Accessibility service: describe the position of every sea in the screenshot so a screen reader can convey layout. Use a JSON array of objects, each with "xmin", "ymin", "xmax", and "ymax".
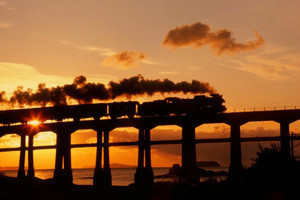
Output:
[{"xmin": 2, "ymin": 167, "xmax": 228, "ymax": 186}]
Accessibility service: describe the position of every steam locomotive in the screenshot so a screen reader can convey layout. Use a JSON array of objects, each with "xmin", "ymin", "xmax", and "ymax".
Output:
[
  {"xmin": 0, "ymin": 94, "xmax": 226, "ymax": 125},
  {"xmin": 138, "ymin": 94, "xmax": 226, "ymax": 117}
]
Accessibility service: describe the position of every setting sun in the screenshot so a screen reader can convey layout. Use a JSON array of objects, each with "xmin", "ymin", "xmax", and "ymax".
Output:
[{"xmin": 28, "ymin": 120, "xmax": 40, "ymax": 126}]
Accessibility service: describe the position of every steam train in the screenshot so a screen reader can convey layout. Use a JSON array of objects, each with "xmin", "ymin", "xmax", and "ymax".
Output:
[{"xmin": 0, "ymin": 94, "xmax": 226, "ymax": 125}]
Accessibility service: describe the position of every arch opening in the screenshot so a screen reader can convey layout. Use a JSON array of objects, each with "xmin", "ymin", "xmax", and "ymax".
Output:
[
  {"xmin": 32, "ymin": 131, "xmax": 56, "ymax": 180},
  {"xmin": 196, "ymin": 123, "xmax": 230, "ymax": 139},
  {"xmin": 151, "ymin": 125, "xmax": 182, "ymax": 141},
  {"xmin": 241, "ymin": 121, "xmax": 280, "ymax": 168},
  {"xmin": 151, "ymin": 125, "xmax": 182, "ymax": 180},
  {"xmin": 109, "ymin": 127, "xmax": 139, "ymax": 186},
  {"xmin": 195, "ymin": 123, "xmax": 230, "ymax": 174},
  {"xmin": 0, "ymin": 133, "xmax": 21, "ymax": 178},
  {"xmin": 290, "ymin": 120, "xmax": 300, "ymax": 159},
  {"xmin": 71, "ymin": 129, "xmax": 97, "ymax": 185},
  {"xmin": 110, "ymin": 127, "xmax": 139, "ymax": 143}
]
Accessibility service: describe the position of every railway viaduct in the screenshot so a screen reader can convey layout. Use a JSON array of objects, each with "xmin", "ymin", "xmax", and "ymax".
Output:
[{"xmin": 1, "ymin": 109, "xmax": 300, "ymax": 186}]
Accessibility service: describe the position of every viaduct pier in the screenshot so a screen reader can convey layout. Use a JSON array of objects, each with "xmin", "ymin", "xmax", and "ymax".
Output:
[{"xmin": 1, "ymin": 108, "xmax": 300, "ymax": 186}]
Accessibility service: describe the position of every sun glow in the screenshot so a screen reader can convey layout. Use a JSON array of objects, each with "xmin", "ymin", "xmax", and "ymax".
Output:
[{"xmin": 28, "ymin": 120, "xmax": 40, "ymax": 126}]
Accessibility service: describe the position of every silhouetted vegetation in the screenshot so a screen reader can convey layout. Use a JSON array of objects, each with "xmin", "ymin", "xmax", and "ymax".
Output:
[{"xmin": 239, "ymin": 144, "xmax": 300, "ymax": 199}]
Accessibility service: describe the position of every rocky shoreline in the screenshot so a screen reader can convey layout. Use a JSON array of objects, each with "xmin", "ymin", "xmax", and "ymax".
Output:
[{"xmin": 155, "ymin": 163, "xmax": 227, "ymax": 179}]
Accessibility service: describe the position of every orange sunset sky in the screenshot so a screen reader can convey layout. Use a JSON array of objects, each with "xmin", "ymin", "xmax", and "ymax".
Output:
[{"xmin": 1, "ymin": 0, "xmax": 300, "ymax": 170}]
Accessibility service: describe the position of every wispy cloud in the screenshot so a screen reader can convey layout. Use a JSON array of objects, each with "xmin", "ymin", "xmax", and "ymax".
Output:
[
  {"xmin": 158, "ymin": 71, "xmax": 178, "ymax": 75},
  {"xmin": 0, "ymin": 134, "xmax": 20, "ymax": 148},
  {"xmin": 0, "ymin": 62, "xmax": 116, "ymax": 95},
  {"xmin": 0, "ymin": 1, "xmax": 6, "ymax": 6},
  {"xmin": 0, "ymin": 1, "xmax": 13, "ymax": 27},
  {"xmin": 188, "ymin": 65, "xmax": 204, "ymax": 71},
  {"xmin": 0, "ymin": 62, "xmax": 72, "ymax": 93},
  {"xmin": 140, "ymin": 59, "xmax": 165, "ymax": 66},
  {"xmin": 0, "ymin": 21, "xmax": 13, "ymax": 29},
  {"xmin": 228, "ymin": 45, "xmax": 300, "ymax": 80},
  {"xmin": 0, "ymin": 0, "xmax": 14, "ymax": 10},
  {"xmin": 58, "ymin": 40, "xmax": 164, "ymax": 68},
  {"xmin": 163, "ymin": 21, "xmax": 265, "ymax": 56},
  {"xmin": 230, "ymin": 60, "xmax": 289, "ymax": 80},
  {"xmin": 58, "ymin": 40, "xmax": 115, "ymax": 56}
]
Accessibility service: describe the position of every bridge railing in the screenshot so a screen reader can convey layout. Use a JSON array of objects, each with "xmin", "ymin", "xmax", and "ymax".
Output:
[{"xmin": 226, "ymin": 105, "xmax": 300, "ymax": 113}]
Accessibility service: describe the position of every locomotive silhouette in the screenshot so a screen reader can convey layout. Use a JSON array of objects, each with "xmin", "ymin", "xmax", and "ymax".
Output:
[{"xmin": 0, "ymin": 94, "xmax": 226, "ymax": 125}]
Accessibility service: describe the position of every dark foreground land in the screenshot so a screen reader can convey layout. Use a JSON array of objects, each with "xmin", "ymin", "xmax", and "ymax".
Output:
[
  {"xmin": 1, "ymin": 146, "xmax": 300, "ymax": 200},
  {"xmin": 0, "ymin": 175, "xmax": 299, "ymax": 200}
]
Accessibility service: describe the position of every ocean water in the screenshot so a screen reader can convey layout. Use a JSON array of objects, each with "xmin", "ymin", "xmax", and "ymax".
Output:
[{"xmin": 2, "ymin": 167, "xmax": 228, "ymax": 186}]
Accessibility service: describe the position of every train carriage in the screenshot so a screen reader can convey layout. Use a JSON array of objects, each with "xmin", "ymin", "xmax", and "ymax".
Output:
[
  {"xmin": 0, "ymin": 94, "xmax": 226, "ymax": 125},
  {"xmin": 138, "ymin": 100, "xmax": 170, "ymax": 117},
  {"xmin": 108, "ymin": 101, "xmax": 139, "ymax": 119}
]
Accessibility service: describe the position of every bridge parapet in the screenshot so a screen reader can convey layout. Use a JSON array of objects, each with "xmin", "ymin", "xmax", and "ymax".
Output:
[{"xmin": 227, "ymin": 106, "xmax": 299, "ymax": 113}]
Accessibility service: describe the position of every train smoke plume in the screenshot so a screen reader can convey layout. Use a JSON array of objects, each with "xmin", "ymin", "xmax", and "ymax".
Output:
[
  {"xmin": 108, "ymin": 75, "xmax": 215, "ymax": 98},
  {"xmin": 1, "ymin": 75, "xmax": 215, "ymax": 108},
  {"xmin": 63, "ymin": 75, "xmax": 109, "ymax": 103},
  {"xmin": 9, "ymin": 85, "xmax": 67, "ymax": 107},
  {"xmin": 162, "ymin": 22, "xmax": 265, "ymax": 55},
  {"xmin": 0, "ymin": 91, "xmax": 6, "ymax": 103}
]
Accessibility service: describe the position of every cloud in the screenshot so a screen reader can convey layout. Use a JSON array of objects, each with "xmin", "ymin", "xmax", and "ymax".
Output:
[
  {"xmin": 140, "ymin": 59, "xmax": 165, "ymax": 66},
  {"xmin": 0, "ymin": 62, "xmax": 113, "ymax": 106},
  {"xmin": 58, "ymin": 40, "xmax": 165, "ymax": 68},
  {"xmin": 0, "ymin": 134, "xmax": 20, "ymax": 148},
  {"xmin": 0, "ymin": 62, "xmax": 72, "ymax": 93},
  {"xmin": 162, "ymin": 22, "xmax": 265, "ymax": 55},
  {"xmin": 0, "ymin": 1, "xmax": 6, "ymax": 6},
  {"xmin": 0, "ymin": 1, "xmax": 14, "ymax": 11},
  {"xmin": 58, "ymin": 40, "xmax": 115, "ymax": 56},
  {"xmin": 227, "ymin": 45, "xmax": 300, "ymax": 80},
  {"xmin": 188, "ymin": 66, "xmax": 204, "ymax": 71},
  {"xmin": 0, "ymin": 21, "xmax": 13, "ymax": 29},
  {"xmin": 59, "ymin": 40, "xmax": 165, "ymax": 68},
  {"xmin": 158, "ymin": 71, "xmax": 178, "ymax": 75},
  {"xmin": 230, "ymin": 61, "xmax": 288, "ymax": 80},
  {"xmin": 101, "ymin": 50, "xmax": 146, "ymax": 68}
]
